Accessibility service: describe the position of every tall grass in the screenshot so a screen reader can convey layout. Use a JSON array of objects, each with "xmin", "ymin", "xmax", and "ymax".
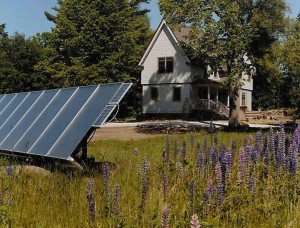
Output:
[{"xmin": 0, "ymin": 126, "xmax": 299, "ymax": 227}]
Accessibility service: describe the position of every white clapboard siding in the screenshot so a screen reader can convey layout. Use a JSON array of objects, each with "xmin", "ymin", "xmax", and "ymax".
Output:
[
  {"xmin": 141, "ymin": 25, "xmax": 192, "ymax": 85},
  {"xmin": 143, "ymin": 84, "xmax": 191, "ymax": 114}
]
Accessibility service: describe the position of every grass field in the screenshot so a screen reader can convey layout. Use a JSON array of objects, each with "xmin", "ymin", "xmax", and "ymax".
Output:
[{"xmin": 0, "ymin": 125, "xmax": 300, "ymax": 227}]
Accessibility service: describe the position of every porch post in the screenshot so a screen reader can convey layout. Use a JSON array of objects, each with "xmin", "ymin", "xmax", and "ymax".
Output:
[
  {"xmin": 227, "ymin": 91, "xmax": 230, "ymax": 107},
  {"xmin": 207, "ymin": 86, "xmax": 210, "ymax": 109}
]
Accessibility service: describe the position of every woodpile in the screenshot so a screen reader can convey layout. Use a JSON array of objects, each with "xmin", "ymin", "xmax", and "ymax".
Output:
[{"xmin": 136, "ymin": 122, "xmax": 204, "ymax": 134}]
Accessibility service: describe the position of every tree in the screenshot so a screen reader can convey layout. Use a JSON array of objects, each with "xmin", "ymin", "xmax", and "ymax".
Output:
[
  {"xmin": 37, "ymin": 0, "xmax": 151, "ymax": 86},
  {"xmin": 281, "ymin": 17, "xmax": 300, "ymax": 114},
  {"xmin": 159, "ymin": 0, "xmax": 288, "ymax": 125},
  {"xmin": 0, "ymin": 24, "xmax": 48, "ymax": 94}
]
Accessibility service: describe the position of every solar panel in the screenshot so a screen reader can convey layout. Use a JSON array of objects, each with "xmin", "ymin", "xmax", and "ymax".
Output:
[{"xmin": 0, "ymin": 83, "xmax": 132, "ymax": 163}]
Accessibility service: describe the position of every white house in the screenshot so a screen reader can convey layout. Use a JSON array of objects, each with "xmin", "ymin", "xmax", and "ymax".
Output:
[{"xmin": 139, "ymin": 20, "xmax": 253, "ymax": 119}]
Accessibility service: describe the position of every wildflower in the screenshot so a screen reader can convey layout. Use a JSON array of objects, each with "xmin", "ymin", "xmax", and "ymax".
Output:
[
  {"xmin": 113, "ymin": 184, "xmax": 120, "ymax": 216},
  {"xmin": 162, "ymin": 171, "xmax": 168, "ymax": 202},
  {"xmin": 197, "ymin": 149, "xmax": 204, "ymax": 170},
  {"xmin": 6, "ymin": 166, "xmax": 13, "ymax": 178},
  {"xmin": 190, "ymin": 214, "xmax": 200, "ymax": 228},
  {"xmin": 165, "ymin": 134, "xmax": 170, "ymax": 162},
  {"xmin": 103, "ymin": 162, "xmax": 110, "ymax": 210},
  {"xmin": 239, "ymin": 147, "xmax": 246, "ymax": 181},
  {"xmin": 174, "ymin": 137, "xmax": 178, "ymax": 160},
  {"xmin": 88, "ymin": 192, "xmax": 96, "ymax": 222},
  {"xmin": 189, "ymin": 181, "xmax": 196, "ymax": 209},
  {"xmin": 231, "ymin": 138, "xmax": 236, "ymax": 153},
  {"xmin": 180, "ymin": 139, "xmax": 187, "ymax": 161},
  {"xmin": 161, "ymin": 205, "xmax": 171, "ymax": 228},
  {"xmin": 141, "ymin": 157, "xmax": 150, "ymax": 211},
  {"xmin": 190, "ymin": 132, "xmax": 194, "ymax": 149},
  {"xmin": 263, "ymin": 146, "xmax": 270, "ymax": 166},
  {"xmin": 249, "ymin": 173, "xmax": 256, "ymax": 193}
]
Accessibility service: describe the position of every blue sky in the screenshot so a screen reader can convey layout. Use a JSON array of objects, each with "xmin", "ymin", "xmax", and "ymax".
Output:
[{"xmin": 0, "ymin": 0, "xmax": 299, "ymax": 37}]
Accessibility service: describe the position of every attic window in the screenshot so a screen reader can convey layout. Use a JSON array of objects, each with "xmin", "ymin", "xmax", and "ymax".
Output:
[{"xmin": 158, "ymin": 57, "xmax": 173, "ymax": 73}]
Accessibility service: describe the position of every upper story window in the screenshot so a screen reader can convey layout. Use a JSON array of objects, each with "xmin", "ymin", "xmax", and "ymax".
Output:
[
  {"xmin": 158, "ymin": 57, "xmax": 173, "ymax": 73},
  {"xmin": 150, "ymin": 87, "xmax": 158, "ymax": 101}
]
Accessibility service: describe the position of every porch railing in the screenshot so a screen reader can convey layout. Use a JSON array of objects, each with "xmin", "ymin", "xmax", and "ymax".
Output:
[{"xmin": 194, "ymin": 99, "xmax": 229, "ymax": 117}]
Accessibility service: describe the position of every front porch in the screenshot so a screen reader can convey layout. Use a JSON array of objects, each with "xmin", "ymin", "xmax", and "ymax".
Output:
[{"xmin": 191, "ymin": 85, "xmax": 230, "ymax": 118}]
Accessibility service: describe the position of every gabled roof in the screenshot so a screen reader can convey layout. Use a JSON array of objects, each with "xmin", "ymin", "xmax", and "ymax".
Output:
[{"xmin": 138, "ymin": 20, "xmax": 190, "ymax": 66}]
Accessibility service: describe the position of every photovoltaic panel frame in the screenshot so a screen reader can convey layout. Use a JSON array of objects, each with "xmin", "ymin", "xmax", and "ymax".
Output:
[{"xmin": 0, "ymin": 82, "xmax": 132, "ymax": 165}]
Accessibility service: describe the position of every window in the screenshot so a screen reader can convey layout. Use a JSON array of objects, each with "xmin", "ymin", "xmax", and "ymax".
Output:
[
  {"xmin": 173, "ymin": 87, "xmax": 181, "ymax": 102},
  {"xmin": 158, "ymin": 57, "xmax": 173, "ymax": 73},
  {"xmin": 241, "ymin": 92, "xmax": 246, "ymax": 106},
  {"xmin": 198, "ymin": 87, "xmax": 208, "ymax": 99},
  {"xmin": 150, "ymin": 87, "xmax": 158, "ymax": 101}
]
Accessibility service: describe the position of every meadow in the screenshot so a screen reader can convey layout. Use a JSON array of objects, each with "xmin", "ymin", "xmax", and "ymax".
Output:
[{"xmin": 0, "ymin": 124, "xmax": 299, "ymax": 227}]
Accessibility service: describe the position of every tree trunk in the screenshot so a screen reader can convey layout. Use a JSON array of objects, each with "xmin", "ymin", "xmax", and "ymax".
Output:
[{"xmin": 228, "ymin": 92, "xmax": 240, "ymax": 127}]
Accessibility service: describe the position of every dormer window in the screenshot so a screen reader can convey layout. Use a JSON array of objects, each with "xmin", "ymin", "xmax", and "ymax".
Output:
[{"xmin": 158, "ymin": 57, "xmax": 173, "ymax": 73}]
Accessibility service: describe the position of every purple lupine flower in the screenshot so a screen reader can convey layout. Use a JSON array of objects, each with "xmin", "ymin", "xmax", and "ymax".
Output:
[
  {"xmin": 231, "ymin": 138, "xmax": 236, "ymax": 153},
  {"xmin": 190, "ymin": 214, "xmax": 200, "ymax": 228},
  {"xmin": 162, "ymin": 171, "xmax": 168, "ymax": 202},
  {"xmin": 141, "ymin": 158, "xmax": 150, "ymax": 211},
  {"xmin": 203, "ymin": 137, "xmax": 208, "ymax": 154},
  {"xmin": 6, "ymin": 166, "xmax": 13, "ymax": 178},
  {"xmin": 224, "ymin": 149, "xmax": 233, "ymax": 186},
  {"xmin": 239, "ymin": 147, "xmax": 246, "ymax": 181},
  {"xmin": 161, "ymin": 205, "xmax": 171, "ymax": 228},
  {"xmin": 215, "ymin": 161, "xmax": 222, "ymax": 185},
  {"xmin": 86, "ymin": 178, "xmax": 95, "ymax": 221},
  {"xmin": 244, "ymin": 145, "xmax": 252, "ymax": 164},
  {"xmin": 211, "ymin": 147, "xmax": 218, "ymax": 168},
  {"xmin": 278, "ymin": 124, "xmax": 286, "ymax": 167},
  {"xmin": 217, "ymin": 183, "xmax": 224, "ymax": 206},
  {"xmin": 251, "ymin": 147, "xmax": 258, "ymax": 165},
  {"xmin": 203, "ymin": 179, "xmax": 215, "ymax": 213},
  {"xmin": 209, "ymin": 120, "xmax": 215, "ymax": 134},
  {"xmin": 263, "ymin": 134, "xmax": 268, "ymax": 152},
  {"xmin": 103, "ymin": 162, "xmax": 110, "ymax": 210},
  {"xmin": 269, "ymin": 128, "xmax": 275, "ymax": 159},
  {"xmin": 88, "ymin": 192, "xmax": 96, "ymax": 222},
  {"xmin": 174, "ymin": 137, "xmax": 178, "ymax": 160},
  {"xmin": 113, "ymin": 184, "xmax": 120, "ymax": 216},
  {"xmin": 197, "ymin": 149, "xmax": 204, "ymax": 170},
  {"xmin": 263, "ymin": 146, "xmax": 270, "ymax": 166},
  {"xmin": 219, "ymin": 144, "xmax": 226, "ymax": 163},
  {"xmin": 190, "ymin": 132, "xmax": 195, "ymax": 149},
  {"xmin": 214, "ymin": 134, "xmax": 218, "ymax": 147},
  {"xmin": 86, "ymin": 178, "xmax": 93, "ymax": 199},
  {"xmin": 196, "ymin": 141, "xmax": 201, "ymax": 151},
  {"xmin": 255, "ymin": 131, "xmax": 262, "ymax": 160},
  {"xmin": 165, "ymin": 134, "xmax": 170, "ymax": 162},
  {"xmin": 180, "ymin": 139, "xmax": 187, "ymax": 161},
  {"xmin": 249, "ymin": 173, "xmax": 256, "ymax": 193},
  {"xmin": 189, "ymin": 181, "xmax": 196, "ymax": 209}
]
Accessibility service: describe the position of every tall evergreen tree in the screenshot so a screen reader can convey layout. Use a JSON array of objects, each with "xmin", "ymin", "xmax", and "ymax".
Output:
[
  {"xmin": 37, "ymin": 0, "xmax": 151, "ymax": 87},
  {"xmin": 0, "ymin": 24, "xmax": 47, "ymax": 94}
]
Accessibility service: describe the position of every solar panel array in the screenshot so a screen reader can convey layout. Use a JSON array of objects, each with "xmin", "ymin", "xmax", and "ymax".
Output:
[{"xmin": 0, "ymin": 83, "xmax": 131, "ymax": 161}]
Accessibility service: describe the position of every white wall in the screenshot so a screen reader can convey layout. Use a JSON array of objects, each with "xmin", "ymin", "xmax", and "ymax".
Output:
[
  {"xmin": 143, "ymin": 84, "xmax": 191, "ymax": 114},
  {"xmin": 239, "ymin": 89, "xmax": 252, "ymax": 111},
  {"xmin": 141, "ymin": 25, "xmax": 192, "ymax": 85}
]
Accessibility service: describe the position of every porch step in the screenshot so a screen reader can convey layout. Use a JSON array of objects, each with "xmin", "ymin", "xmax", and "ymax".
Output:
[{"xmin": 245, "ymin": 111, "xmax": 263, "ymax": 120}]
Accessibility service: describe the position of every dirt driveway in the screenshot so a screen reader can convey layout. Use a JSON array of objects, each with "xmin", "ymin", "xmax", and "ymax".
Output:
[{"xmin": 92, "ymin": 126, "xmax": 162, "ymax": 141}]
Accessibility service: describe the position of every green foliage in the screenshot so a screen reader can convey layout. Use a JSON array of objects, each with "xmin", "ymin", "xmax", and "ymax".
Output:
[
  {"xmin": 281, "ymin": 18, "xmax": 300, "ymax": 111},
  {"xmin": 0, "ymin": 24, "xmax": 52, "ymax": 94},
  {"xmin": 36, "ymin": 0, "xmax": 151, "ymax": 88},
  {"xmin": 1, "ymin": 129, "xmax": 300, "ymax": 226}
]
